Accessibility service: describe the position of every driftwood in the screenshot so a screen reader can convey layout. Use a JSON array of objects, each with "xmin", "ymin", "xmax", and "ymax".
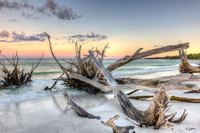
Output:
[
  {"xmin": 184, "ymin": 89, "xmax": 200, "ymax": 93},
  {"xmin": 117, "ymin": 89, "xmax": 187, "ymax": 129},
  {"xmin": 89, "ymin": 51, "xmax": 187, "ymax": 129},
  {"xmin": 168, "ymin": 109, "xmax": 187, "ymax": 124},
  {"xmin": 46, "ymin": 32, "xmax": 156, "ymax": 93},
  {"xmin": 70, "ymin": 73, "xmax": 160, "ymax": 93},
  {"xmin": 0, "ymin": 52, "xmax": 43, "ymax": 87},
  {"xmin": 129, "ymin": 95, "xmax": 200, "ymax": 103},
  {"xmin": 63, "ymin": 92, "xmax": 100, "ymax": 119},
  {"xmin": 179, "ymin": 49, "xmax": 200, "ymax": 73},
  {"xmin": 45, "ymin": 31, "xmax": 189, "ymax": 129},
  {"xmin": 116, "ymin": 73, "xmax": 200, "ymax": 90},
  {"xmin": 44, "ymin": 73, "xmax": 64, "ymax": 91},
  {"xmin": 171, "ymin": 96, "xmax": 200, "ymax": 103},
  {"xmin": 45, "ymin": 32, "xmax": 109, "ymax": 94},
  {"xmin": 107, "ymin": 42, "xmax": 189, "ymax": 71},
  {"xmin": 45, "ymin": 32, "xmax": 191, "ymax": 94},
  {"xmin": 102, "ymin": 115, "xmax": 135, "ymax": 133}
]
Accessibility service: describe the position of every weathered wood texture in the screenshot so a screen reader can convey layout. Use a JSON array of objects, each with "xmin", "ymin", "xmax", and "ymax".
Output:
[
  {"xmin": 45, "ymin": 32, "xmax": 109, "ymax": 94},
  {"xmin": 107, "ymin": 42, "xmax": 189, "ymax": 71},
  {"xmin": 116, "ymin": 73, "xmax": 200, "ymax": 90},
  {"xmin": 102, "ymin": 115, "xmax": 135, "ymax": 133},
  {"xmin": 70, "ymin": 73, "xmax": 159, "ymax": 92},
  {"xmin": 118, "ymin": 89, "xmax": 187, "ymax": 129},
  {"xmin": 179, "ymin": 49, "xmax": 200, "ymax": 73},
  {"xmin": 46, "ymin": 32, "xmax": 191, "ymax": 94},
  {"xmin": 63, "ymin": 92, "xmax": 100, "ymax": 119},
  {"xmin": 129, "ymin": 95, "xmax": 200, "ymax": 103},
  {"xmin": 89, "ymin": 51, "xmax": 187, "ymax": 129},
  {"xmin": 0, "ymin": 52, "xmax": 43, "ymax": 87}
]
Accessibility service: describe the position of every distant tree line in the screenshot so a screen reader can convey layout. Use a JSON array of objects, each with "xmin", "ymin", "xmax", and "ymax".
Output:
[{"xmin": 146, "ymin": 53, "xmax": 200, "ymax": 59}]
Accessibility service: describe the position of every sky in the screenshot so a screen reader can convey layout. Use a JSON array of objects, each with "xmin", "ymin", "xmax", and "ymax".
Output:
[{"xmin": 0, "ymin": 0, "xmax": 200, "ymax": 58}]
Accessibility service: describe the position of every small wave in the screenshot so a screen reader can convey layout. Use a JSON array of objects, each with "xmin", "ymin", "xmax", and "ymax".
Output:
[
  {"xmin": 33, "ymin": 71, "xmax": 62, "ymax": 75},
  {"xmin": 113, "ymin": 66, "xmax": 178, "ymax": 77}
]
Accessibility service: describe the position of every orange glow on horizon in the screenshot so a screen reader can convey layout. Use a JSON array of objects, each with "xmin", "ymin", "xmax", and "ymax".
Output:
[{"xmin": 1, "ymin": 39, "xmax": 199, "ymax": 59}]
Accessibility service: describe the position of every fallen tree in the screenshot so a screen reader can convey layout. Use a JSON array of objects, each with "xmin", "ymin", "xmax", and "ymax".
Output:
[
  {"xmin": 89, "ymin": 50, "xmax": 187, "ymax": 129},
  {"xmin": 179, "ymin": 49, "xmax": 200, "ymax": 73},
  {"xmin": 0, "ymin": 52, "xmax": 43, "ymax": 88},
  {"xmin": 45, "ymin": 32, "xmax": 191, "ymax": 94},
  {"xmin": 63, "ymin": 92, "xmax": 100, "ymax": 119},
  {"xmin": 107, "ymin": 42, "xmax": 189, "ymax": 71},
  {"xmin": 129, "ymin": 95, "xmax": 200, "ymax": 103},
  {"xmin": 45, "ymin": 32, "xmax": 189, "ymax": 130},
  {"xmin": 116, "ymin": 73, "xmax": 200, "ymax": 90},
  {"xmin": 45, "ymin": 32, "xmax": 109, "ymax": 94}
]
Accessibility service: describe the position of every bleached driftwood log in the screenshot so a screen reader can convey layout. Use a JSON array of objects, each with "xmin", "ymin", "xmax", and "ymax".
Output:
[
  {"xmin": 0, "ymin": 52, "xmax": 43, "ymax": 87},
  {"xmin": 116, "ymin": 73, "xmax": 200, "ymax": 90},
  {"xmin": 129, "ymin": 95, "xmax": 200, "ymax": 103},
  {"xmin": 185, "ymin": 89, "xmax": 200, "ymax": 93},
  {"xmin": 44, "ymin": 73, "xmax": 64, "ymax": 91},
  {"xmin": 107, "ymin": 42, "xmax": 189, "ymax": 71},
  {"xmin": 179, "ymin": 49, "xmax": 200, "ymax": 73},
  {"xmin": 89, "ymin": 50, "xmax": 187, "ymax": 129},
  {"xmin": 69, "ymin": 71, "xmax": 159, "ymax": 93},
  {"xmin": 64, "ymin": 92, "xmax": 100, "ymax": 119},
  {"xmin": 102, "ymin": 115, "xmax": 135, "ymax": 133}
]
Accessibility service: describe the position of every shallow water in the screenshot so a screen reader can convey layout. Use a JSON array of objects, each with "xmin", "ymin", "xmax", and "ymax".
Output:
[{"xmin": 0, "ymin": 59, "xmax": 199, "ymax": 107}]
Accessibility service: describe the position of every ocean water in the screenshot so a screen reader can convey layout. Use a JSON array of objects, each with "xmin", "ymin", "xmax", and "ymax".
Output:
[
  {"xmin": 0, "ymin": 59, "xmax": 199, "ymax": 107},
  {"xmin": 1, "ymin": 58, "xmax": 200, "ymax": 133}
]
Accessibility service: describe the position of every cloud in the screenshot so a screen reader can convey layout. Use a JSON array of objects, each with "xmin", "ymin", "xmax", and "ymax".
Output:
[
  {"xmin": 46, "ymin": 0, "xmax": 57, "ymax": 10},
  {"xmin": 7, "ymin": 19, "xmax": 18, "ymax": 22},
  {"xmin": 36, "ymin": 33, "xmax": 46, "ymax": 38},
  {"xmin": 0, "ymin": 30, "xmax": 10, "ymax": 37},
  {"xmin": 68, "ymin": 33, "xmax": 107, "ymax": 43},
  {"xmin": 0, "ymin": 0, "xmax": 80, "ymax": 20},
  {"xmin": 21, "ymin": 12, "xmax": 39, "ymax": 19},
  {"xmin": 0, "ymin": 30, "xmax": 46, "ymax": 42}
]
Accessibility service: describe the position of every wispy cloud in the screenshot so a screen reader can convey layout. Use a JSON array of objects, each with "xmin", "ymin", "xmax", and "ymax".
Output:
[
  {"xmin": 7, "ymin": 19, "xmax": 18, "ymax": 22},
  {"xmin": 21, "ymin": 12, "xmax": 39, "ymax": 19},
  {"xmin": 0, "ymin": 0, "xmax": 80, "ymax": 20},
  {"xmin": 0, "ymin": 31, "xmax": 46, "ymax": 42},
  {"xmin": 68, "ymin": 33, "xmax": 107, "ymax": 43}
]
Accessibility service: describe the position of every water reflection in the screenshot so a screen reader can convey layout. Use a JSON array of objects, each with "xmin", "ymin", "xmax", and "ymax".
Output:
[{"xmin": 0, "ymin": 89, "xmax": 107, "ymax": 133}]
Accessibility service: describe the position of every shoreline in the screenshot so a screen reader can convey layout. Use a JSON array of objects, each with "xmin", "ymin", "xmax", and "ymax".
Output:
[{"xmin": 0, "ymin": 81, "xmax": 200, "ymax": 133}]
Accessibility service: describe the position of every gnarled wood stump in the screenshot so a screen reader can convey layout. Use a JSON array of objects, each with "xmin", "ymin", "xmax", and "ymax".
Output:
[{"xmin": 179, "ymin": 49, "xmax": 200, "ymax": 73}]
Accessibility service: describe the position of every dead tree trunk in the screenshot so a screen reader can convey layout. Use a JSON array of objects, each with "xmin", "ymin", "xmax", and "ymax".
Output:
[
  {"xmin": 45, "ymin": 32, "xmax": 192, "ymax": 94},
  {"xmin": 116, "ymin": 73, "xmax": 200, "ymax": 90},
  {"xmin": 45, "ymin": 32, "xmax": 190, "ymax": 94},
  {"xmin": 129, "ymin": 95, "xmax": 200, "ymax": 103},
  {"xmin": 179, "ymin": 49, "xmax": 200, "ymax": 73},
  {"xmin": 63, "ymin": 92, "xmax": 100, "ymax": 119},
  {"xmin": 107, "ymin": 42, "xmax": 189, "ymax": 71},
  {"xmin": 89, "ymin": 51, "xmax": 187, "ymax": 129}
]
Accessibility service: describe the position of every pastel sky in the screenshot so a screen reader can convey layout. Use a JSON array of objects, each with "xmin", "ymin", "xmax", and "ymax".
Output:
[{"xmin": 0, "ymin": 0, "xmax": 200, "ymax": 58}]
